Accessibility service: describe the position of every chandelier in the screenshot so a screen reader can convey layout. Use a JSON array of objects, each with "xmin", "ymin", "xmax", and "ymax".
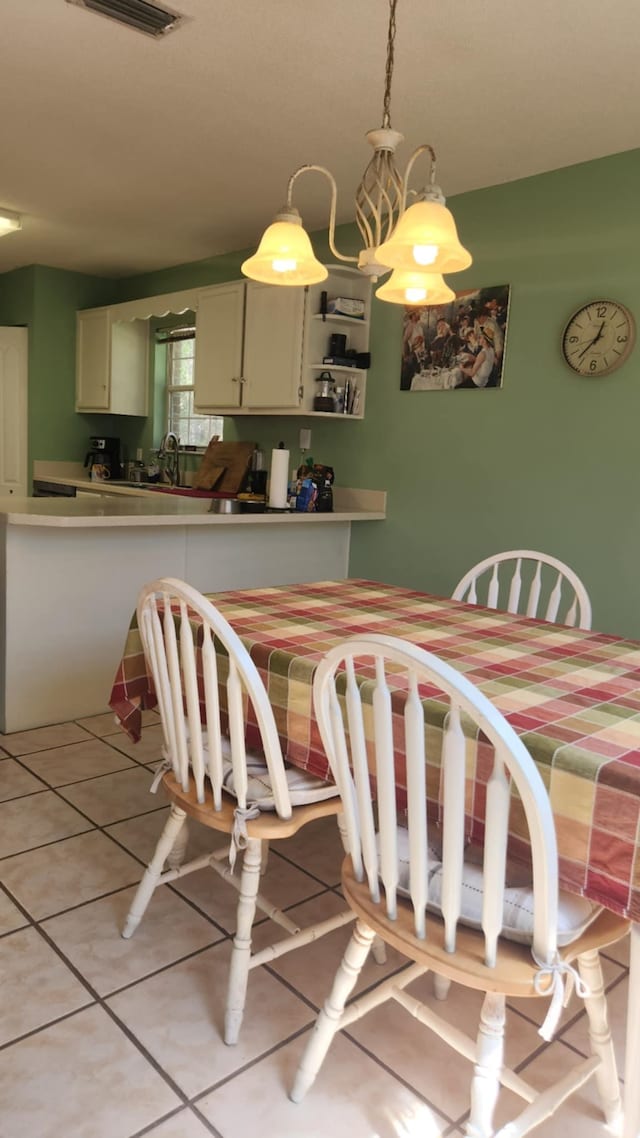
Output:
[{"xmin": 241, "ymin": 0, "xmax": 471, "ymax": 306}]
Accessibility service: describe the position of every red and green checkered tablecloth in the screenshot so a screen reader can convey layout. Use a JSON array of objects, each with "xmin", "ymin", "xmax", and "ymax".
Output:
[{"xmin": 109, "ymin": 578, "xmax": 640, "ymax": 921}]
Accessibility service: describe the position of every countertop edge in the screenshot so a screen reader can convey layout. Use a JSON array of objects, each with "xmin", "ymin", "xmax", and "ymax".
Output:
[{"xmin": 6, "ymin": 509, "xmax": 386, "ymax": 529}]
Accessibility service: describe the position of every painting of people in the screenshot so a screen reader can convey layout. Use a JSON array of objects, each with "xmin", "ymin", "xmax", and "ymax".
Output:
[{"xmin": 400, "ymin": 284, "xmax": 511, "ymax": 391}]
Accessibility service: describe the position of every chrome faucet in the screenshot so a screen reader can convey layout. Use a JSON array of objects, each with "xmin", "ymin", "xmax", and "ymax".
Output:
[{"xmin": 158, "ymin": 431, "xmax": 180, "ymax": 486}]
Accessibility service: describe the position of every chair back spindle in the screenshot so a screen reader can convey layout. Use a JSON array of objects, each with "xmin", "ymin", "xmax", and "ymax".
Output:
[
  {"xmin": 452, "ymin": 550, "xmax": 592, "ymax": 630},
  {"xmin": 136, "ymin": 578, "xmax": 293, "ymax": 818},
  {"xmin": 313, "ymin": 634, "xmax": 560, "ymax": 967}
]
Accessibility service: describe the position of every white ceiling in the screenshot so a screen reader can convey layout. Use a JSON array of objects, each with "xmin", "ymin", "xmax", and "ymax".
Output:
[{"xmin": 1, "ymin": 0, "xmax": 638, "ymax": 279}]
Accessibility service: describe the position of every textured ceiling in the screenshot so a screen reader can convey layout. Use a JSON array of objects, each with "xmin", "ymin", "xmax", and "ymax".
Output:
[{"xmin": 0, "ymin": 0, "xmax": 638, "ymax": 278}]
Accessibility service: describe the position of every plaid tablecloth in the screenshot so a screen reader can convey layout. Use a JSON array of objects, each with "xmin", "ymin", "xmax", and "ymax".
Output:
[{"xmin": 109, "ymin": 578, "xmax": 640, "ymax": 921}]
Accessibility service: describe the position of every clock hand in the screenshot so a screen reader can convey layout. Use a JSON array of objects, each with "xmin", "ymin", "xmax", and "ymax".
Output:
[{"xmin": 577, "ymin": 321, "xmax": 605, "ymax": 360}]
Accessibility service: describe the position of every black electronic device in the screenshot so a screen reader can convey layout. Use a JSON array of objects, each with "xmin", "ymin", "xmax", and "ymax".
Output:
[{"xmin": 83, "ymin": 435, "xmax": 123, "ymax": 479}]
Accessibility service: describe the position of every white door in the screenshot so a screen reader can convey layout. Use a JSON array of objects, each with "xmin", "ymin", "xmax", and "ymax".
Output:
[{"xmin": 0, "ymin": 327, "xmax": 28, "ymax": 496}]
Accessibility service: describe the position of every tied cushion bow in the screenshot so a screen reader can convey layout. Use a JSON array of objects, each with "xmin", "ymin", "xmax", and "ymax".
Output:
[
  {"xmin": 229, "ymin": 803, "xmax": 261, "ymax": 871},
  {"xmin": 533, "ymin": 952, "xmax": 590, "ymax": 1041}
]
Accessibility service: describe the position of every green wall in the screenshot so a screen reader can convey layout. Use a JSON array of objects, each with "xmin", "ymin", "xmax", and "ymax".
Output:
[{"xmin": 2, "ymin": 148, "xmax": 639, "ymax": 636}]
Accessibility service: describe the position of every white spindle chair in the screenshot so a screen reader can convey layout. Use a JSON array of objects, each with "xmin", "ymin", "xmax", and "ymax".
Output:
[
  {"xmin": 291, "ymin": 634, "xmax": 628, "ymax": 1138},
  {"xmin": 452, "ymin": 550, "xmax": 592, "ymax": 629},
  {"xmin": 121, "ymin": 577, "xmax": 356, "ymax": 1046}
]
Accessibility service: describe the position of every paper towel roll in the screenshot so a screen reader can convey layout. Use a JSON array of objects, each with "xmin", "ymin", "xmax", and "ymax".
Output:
[{"xmin": 268, "ymin": 447, "xmax": 290, "ymax": 509}]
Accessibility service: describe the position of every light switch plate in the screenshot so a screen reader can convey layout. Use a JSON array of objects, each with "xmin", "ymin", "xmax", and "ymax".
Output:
[{"xmin": 299, "ymin": 428, "xmax": 311, "ymax": 450}]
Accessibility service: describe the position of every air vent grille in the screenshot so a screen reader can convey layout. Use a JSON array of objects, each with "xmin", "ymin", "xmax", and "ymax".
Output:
[{"xmin": 66, "ymin": 0, "xmax": 183, "ymax": 37}]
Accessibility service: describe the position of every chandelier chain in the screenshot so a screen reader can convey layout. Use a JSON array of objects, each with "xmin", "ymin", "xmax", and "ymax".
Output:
[{"xmin": 382, "ymin": 0, "xmax": 397, "ymax": 129}]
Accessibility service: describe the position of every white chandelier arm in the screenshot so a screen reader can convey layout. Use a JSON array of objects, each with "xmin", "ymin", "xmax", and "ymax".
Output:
[
  {"xmin": 286, "ymin": 164, "xmax": 358, "ymax": 265},
  {"xmin": 400, "ymin": 144, "xmax": 444, "ymax": 211}
]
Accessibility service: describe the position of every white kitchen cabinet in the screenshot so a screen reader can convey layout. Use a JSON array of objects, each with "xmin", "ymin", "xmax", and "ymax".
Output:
[
  {"xmin": 193, "ymin": 281, "xmax": 303, "ymax": 413},
  {"xmin": 75, "ymin": 308, "xmax": 149, "ymax": 416}
]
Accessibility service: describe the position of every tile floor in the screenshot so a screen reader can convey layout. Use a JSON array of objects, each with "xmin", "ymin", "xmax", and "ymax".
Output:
[{"xmin": 0, "ymin": 712, "xmax": 630, "ymax": 1138}]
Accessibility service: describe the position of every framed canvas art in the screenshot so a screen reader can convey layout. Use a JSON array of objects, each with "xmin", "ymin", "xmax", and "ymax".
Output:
[{"xmin": 400, "ymin": 284, "xmax": 511, "ymax": 391}]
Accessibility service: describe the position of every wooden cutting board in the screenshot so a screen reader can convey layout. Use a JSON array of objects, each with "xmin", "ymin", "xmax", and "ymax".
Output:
[{"xmin": 193, "ymin": 439, "xmax": 256, "ymax": 493}]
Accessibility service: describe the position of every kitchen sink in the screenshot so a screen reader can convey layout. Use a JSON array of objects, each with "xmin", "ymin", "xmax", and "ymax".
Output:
[{"xmin": 108, "ymin": 481, "xmax": 235, "ymax": 499}]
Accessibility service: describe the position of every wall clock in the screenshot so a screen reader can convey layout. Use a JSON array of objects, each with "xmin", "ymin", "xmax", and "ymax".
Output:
[{"xmin": 561, "ymin": 299, "xmax": 635, "ymax": 377}]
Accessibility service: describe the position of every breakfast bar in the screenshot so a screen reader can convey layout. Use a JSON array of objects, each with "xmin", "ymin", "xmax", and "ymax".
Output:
[{"xmin": 0, "ymin": 491, "xmax": 384, "ymax": 733}]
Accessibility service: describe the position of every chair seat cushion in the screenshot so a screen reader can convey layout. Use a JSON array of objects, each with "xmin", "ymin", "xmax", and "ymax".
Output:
[
  {"xmin": 388, "ymin": 827, "xmax": 602, "ymax": 948},
  {"xmin": 204, "ymin": 735, "xmax": 340, "ymax": 811}
]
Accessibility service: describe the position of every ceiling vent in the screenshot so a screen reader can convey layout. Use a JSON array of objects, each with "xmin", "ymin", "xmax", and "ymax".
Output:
[{"xmin": 66, "ymin": 0, "xmax": 183, "ymax": 37}]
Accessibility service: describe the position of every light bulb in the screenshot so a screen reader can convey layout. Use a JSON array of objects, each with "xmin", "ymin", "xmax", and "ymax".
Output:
[
  {"xmin": 405, "ymin": 287, "xmax": 427, "ymax": 303},
  {"xmin": 272, "ymin": 258, "xmax": 297, "ymax": 273},
  {"xmin": 412, "ymin": 244, "xmax": 438, "ymax": 266}
]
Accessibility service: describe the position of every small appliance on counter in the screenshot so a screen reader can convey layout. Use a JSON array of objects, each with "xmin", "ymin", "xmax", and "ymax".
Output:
[{"xmin": 84, "ymin": 436, "xmax": 122, "ymax": 481}]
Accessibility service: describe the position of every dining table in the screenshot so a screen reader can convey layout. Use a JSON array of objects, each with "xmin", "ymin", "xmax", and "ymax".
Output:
[{"xmin": 110, "ymin": 577, "xmax": 640, "ymax": 1138}]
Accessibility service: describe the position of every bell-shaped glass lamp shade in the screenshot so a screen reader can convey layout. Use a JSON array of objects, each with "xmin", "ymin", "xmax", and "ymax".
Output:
[
  {"xmin": 377, "ymin": 200, "xmax": 472, "ymax": 275},
  {"xmin": 376, "ymin": 270, "xmax": 455, "ymax": 306},
  {"xmin": 0, "ymin": 208, "xmax": 22, "ymax": 236},
  {"xmin": 241, "ymin": 214, "xmax": 328, "ymax": 286}
]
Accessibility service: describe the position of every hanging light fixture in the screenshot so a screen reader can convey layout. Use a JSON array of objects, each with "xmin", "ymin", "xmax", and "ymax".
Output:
[
  {"xmin": 376, "ymin": 270, "xmax": 455, "ymax": 306},
  {"xmin": 0, "ymin": 208, "xmax": 22, "ymax": 237},
  {"xmin": 241, "ymin": 0, "xmax": 471, "ymax": 304}
]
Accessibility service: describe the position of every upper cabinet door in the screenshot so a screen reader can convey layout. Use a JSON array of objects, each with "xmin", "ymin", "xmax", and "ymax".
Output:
[
  {"xmin": 76, "ymin": 309, "xmax": 111, "ymax": 411},
  {"xmin": 193, "ymin": 283, "xmax": 245, "ymax": 410},
  {"xmin": 243, "ymin": 283, "xmax": 303, "ymax": 409},
  {"xmin": 76, "ymin": 309, "xmax": 149, "ymax": 416}
]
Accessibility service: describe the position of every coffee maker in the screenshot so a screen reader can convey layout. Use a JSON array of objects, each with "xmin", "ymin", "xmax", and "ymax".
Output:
[{"xmin": 84, "ymin": 436, "xmax": 122, "ymax": 480}]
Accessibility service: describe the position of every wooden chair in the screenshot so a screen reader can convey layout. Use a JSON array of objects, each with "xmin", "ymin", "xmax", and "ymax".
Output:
[
  {"xmin": 452, "ymin": 550, "xmax": 592, "ymax": 629},
  {"xmin": 121, "ymin": 577, "xmax": 355, "ymax": 1046},
  {"xmin": 291, "ymin": 634, "xmax": 628, "ymax": 1137}
]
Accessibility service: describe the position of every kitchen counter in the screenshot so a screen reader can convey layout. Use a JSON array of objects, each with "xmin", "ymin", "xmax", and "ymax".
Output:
[
  {"xmin": 0, "ymin": 482, "xmax": 385, "ymax": 732},
  {"xmin": 24, "ymin": 478, "xmax": 385, "ymax": 526}
]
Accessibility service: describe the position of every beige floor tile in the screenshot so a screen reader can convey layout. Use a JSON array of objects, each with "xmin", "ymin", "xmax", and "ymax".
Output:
[
  {"xmin": 271, "ymin": 812, "xmax": 344, "ymax": 886},
  {"xmin": 107, "ymin": 941, "xmax": 313, "ymax": 1097},
  {"xmin": 508, "ymin": 951, "xmax": 625, "ymax": 1030},
  {"xmin": 346, "ymin": 974, "xmax": 542, "ymax": 1121},
  {"xmin": 18, "ymin": 737, "xmax": 136, "ymax": 787},
  {"xmin": 0, "ymin": 830, "xmax": 143, "ymax": 919},
  {"xmin": 105, "ymin": 722, "xmax": 166, "ymax": 765},
  {"xmin": 0, "ymin": 722, "xmax": 92, "ymax": 756},
  {"xmin": 77, "ymin": 708, "xmax": 160, "ymax": 738},
  {"xmin": 0, "ymin": 758, "xmax": 48, "ymax": 801},
  {"xmin": 0, "ymin": 889, "xmax": 28, "ymax": 934},
  {"xmin": 0, "ymin": 1004, "xmax": 180, "ymax": 1138},
  {"xmin": 171, "ymin": 848, "xmax": 327, "ymax": 933},
  {"xmin": 44, "ymin": 883, "xmax": 224, "ymax": 995},
  {"xmin": 198, "ymin": 1031, "xmax": 451, "ymax": 1138},
  {"xmin": 561, "ymin": 969, "xmax": 629, "ymax": 1068},
  {"xmin": 0, "ymin": 926, "xmax": 92, "ymax": 1044},
  {"xmin": 58, "ymin": 766, "xmax": 167, "ymax": 825},
  {"xmin": 143, "ymin": 1110, "xmax": 218, "ymax": 1137},
  {"xmin": 491, "ymin": 1038, "xmax": 623, "ymax": 1137},
  {"xmin": 251, "ymin": 890, "xmax": 408, "ymax": 1007},
  {"xmin": 0, "ymin": 791, "xmax": 91, "ymax": 858},
  {"xmin": 107, "ymin": 808, "xmax": 226, "ymax": 865}
]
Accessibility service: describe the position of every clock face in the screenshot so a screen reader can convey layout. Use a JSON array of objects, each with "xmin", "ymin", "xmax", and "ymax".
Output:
[{"xmin": 562, "ymin": 300, "xmax": 635, "ymax": 376}]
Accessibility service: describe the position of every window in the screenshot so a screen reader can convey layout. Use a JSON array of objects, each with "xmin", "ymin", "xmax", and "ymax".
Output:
[{"xmin": 161, "ymin": 327, "xmax": 223, "ymax": 447}]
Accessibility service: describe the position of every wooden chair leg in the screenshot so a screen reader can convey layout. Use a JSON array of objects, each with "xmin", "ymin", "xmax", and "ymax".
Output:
[
  {"xmin": 290, "ymin": 919, "xmax": 376, "ymax": 1103},
  {"xmin": 578, "ymin": 949, "xmax": 623, "ymax": 1127},
  {"xmin": 433, "ymin": 974, "xmax": 452, "ymax": 1001},
  {"xmin": 122, "ymin": 804, "xmax": 187, "ymax": 939},
  {"xmin": 166, "ymin": 817, "xmax": 189, "ymax": 870},
  {"xmin": 260, "ymin": 839, "xmax": 270, "ymax": 876},
  {"xmin": 224, "ymin": 837, "xmax": 263, "ymax": 1045},
  {"xmin": 465, "ymin": 991, "xmax": 506, "ymax": 1138}
]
